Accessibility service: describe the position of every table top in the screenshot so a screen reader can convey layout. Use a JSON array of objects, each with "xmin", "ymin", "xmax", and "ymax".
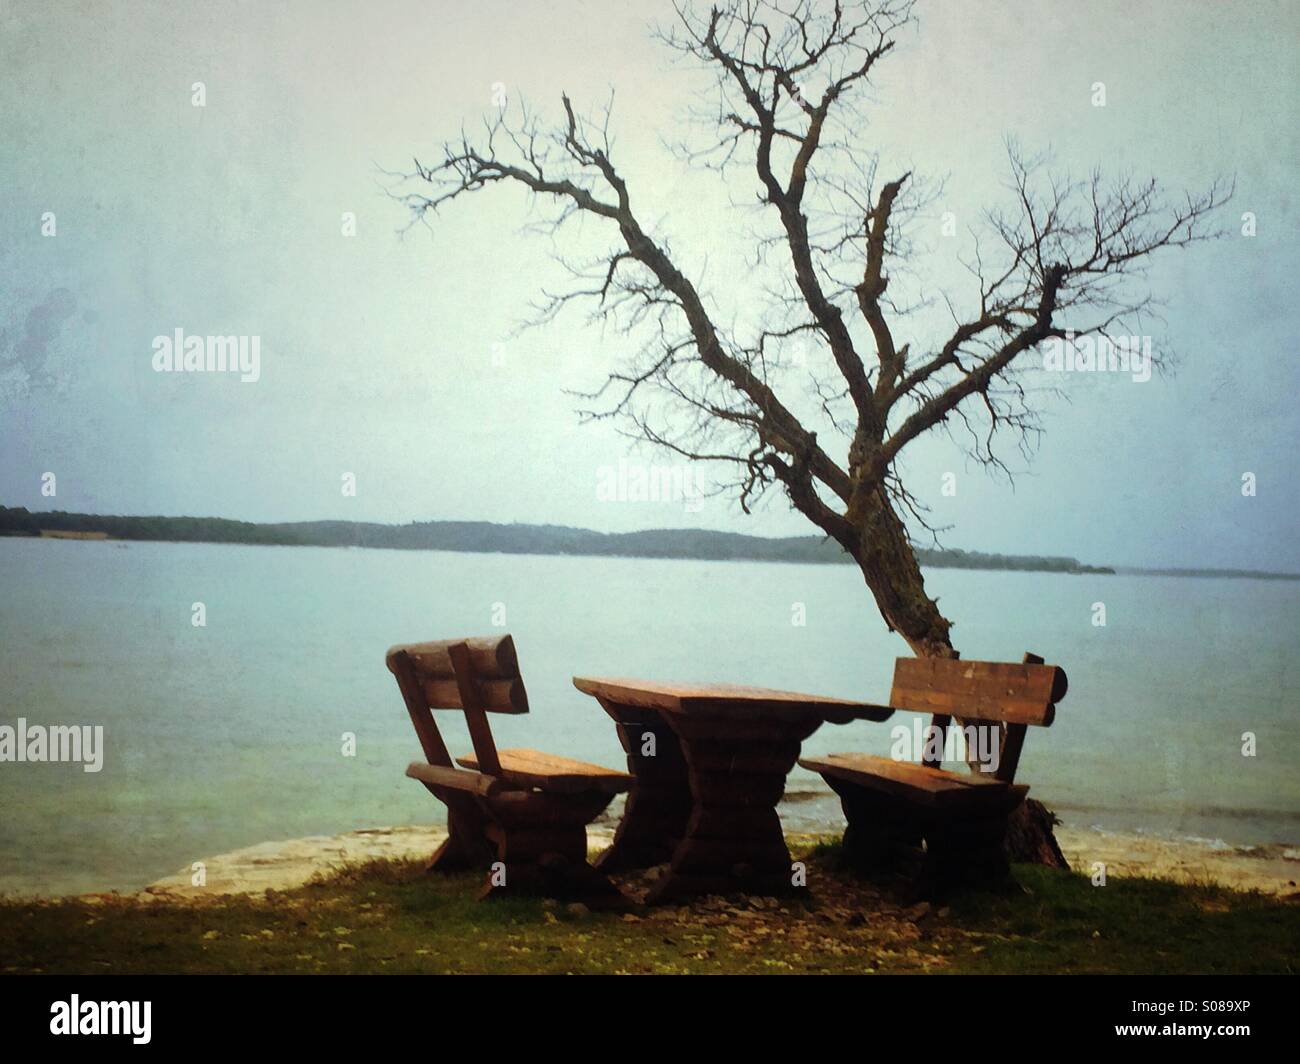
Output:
[{"xmin": 572, "ymin": 676, "xmax": 894, "ymax": 722}]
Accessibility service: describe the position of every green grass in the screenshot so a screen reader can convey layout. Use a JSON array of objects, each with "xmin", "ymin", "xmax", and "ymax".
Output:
[
  {"xmin": 944, "ymin": 865, "xmax": 1299, "ymax": 974},
  {"xmin": 2, "ymin": 840, "xmax": 1296, "ymax": 975}
]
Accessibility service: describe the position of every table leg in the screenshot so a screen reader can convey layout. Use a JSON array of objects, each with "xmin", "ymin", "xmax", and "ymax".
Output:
[
  {"xmin": 593, "ymin": 698, "xmax": 694, "ymax": 872},
  {"xmin": 648, "ymin": 714, "xmax": 821, "ymax": 903}
]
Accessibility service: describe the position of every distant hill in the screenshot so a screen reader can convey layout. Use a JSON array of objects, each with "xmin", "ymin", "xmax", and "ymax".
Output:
[
  {"xmin": 0, "ymin": 503, "xmax": 1118, "ymax": 574},
  {"xmin": 15, "ymin": 504, "xmax": 1289, "ymax": 577}
]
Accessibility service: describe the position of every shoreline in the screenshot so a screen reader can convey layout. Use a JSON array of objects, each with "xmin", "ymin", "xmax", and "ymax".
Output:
[{"xmin": 55, "ymin": 823, "xmax": 1300, "ymax": 904}]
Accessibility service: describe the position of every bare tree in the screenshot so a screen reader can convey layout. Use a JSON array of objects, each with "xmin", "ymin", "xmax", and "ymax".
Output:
[{"xmin": 392, "ymin": 2, "xmax": 1229, "ymax": 855}]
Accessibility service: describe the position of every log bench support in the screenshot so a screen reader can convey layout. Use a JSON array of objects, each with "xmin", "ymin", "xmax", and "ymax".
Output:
[
  {"xmin": 822, "ymin": 774, "xmax": 1028, "ymax": 897},
  {"xmin": 476, "ymin": 789, "xmax": 624, "ymax": 904},
  {"xmin": 424, "ymin": 795, "xmax": 496, "ymax": 874}
]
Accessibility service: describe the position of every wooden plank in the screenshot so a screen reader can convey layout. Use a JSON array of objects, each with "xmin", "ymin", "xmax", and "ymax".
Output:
[
  {"xmin": 449, "ymin": 641, "xmax": 502, "ymax": 776},
  {"xmin": 389, "ymin": 650, "xmax": 455, "ymax": 768},
  {"xmin": 994, "ymin": 653, "xmax": 1043, "ymax": 782},
  {"xmin": 483, "ymin": 788, "xmax": 611, "ymax": 827},
  {"xmin": 681, "ymin": 738, "xmax": 802, "ymax": 761},
  {"xmin": 889, "ymin": 657, "xmax": 1066, "ymax": 726},
  {"xmin": 922, "ymin": 713, "xmax": 949, "ymax": 769},
  {"xmin": 488, "ymin": 827, "xmax": 587, "ymax": 863},
  {"xmin": 610, "ymin": 717, "xmax": 688, "ymax": 781},
  {"xmin": 404, "ymin": 761, "xmax": 513, "ymax": 797},
  {"xmin": 573, "ymin": 676, "xmax": 892, "ymax": 720},
  {"xmin": 666, "ymin": 715, "xmax": 814, "ymax": 743},
  {"xmin": 458, "ymin": 748, "xmax": 633, "ymax": 795},
  {"xmin": 679, "ymin": 736, "xmax": 802, "ymax": 776},
  {"xmin": 687, "ymin": 770, "xmax": 788, "ymax": 808},
  {"xmin": 683, "ymin": 751, "xmax": 799, "ymax": 775},
  {"xmin": 799, "ymin": 753, "xmax": 1010, "ymax": 810},
  {"xmin": 425, "ymin": 801, "xmax": 496, "ymax": 872},
  {"xmin": 387, "ymin": 635, "xmax": 521, "ymax": 681},
  {"xmin": 421, "ymin": 677, "xmax": 529, "ymax": 714},
  {"xmin": 996, "ymin": 724, "xmax": 1027, "ymax": 782}
]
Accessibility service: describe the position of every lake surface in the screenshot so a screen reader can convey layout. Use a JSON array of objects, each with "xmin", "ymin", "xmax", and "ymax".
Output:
[{"xmin": 1, "ymin": 537, "xmax": 1297, "ymax": 895}]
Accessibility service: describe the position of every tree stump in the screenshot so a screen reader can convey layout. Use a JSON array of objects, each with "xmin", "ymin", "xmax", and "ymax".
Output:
[{"xmin": 1004, "ymin": 797, "xmax": 1069, "ymax": 870}]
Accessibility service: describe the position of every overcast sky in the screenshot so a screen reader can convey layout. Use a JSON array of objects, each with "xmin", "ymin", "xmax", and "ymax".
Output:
[{"xmin": 1, "ymin": 0, "xmax": 1296, "ymax": 570}]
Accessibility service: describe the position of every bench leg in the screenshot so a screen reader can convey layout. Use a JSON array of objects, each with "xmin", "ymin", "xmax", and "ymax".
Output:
[
  {"xmin": 817, "ymin": 776, "xmax": 1029, "ymax": 898},
  {"xmin": 477, "ymin": 791, "xmax": 628, "ymax": 907},
  {"xmin": 921, "ymin": 812, "xmax": 1016, "ymax": 897},
  {"xmin": 822, "ymin": 777, "xmax": 924, "ymax": 876},
  {"xmin": 423, "ymin": 791, "xmax": 496, "ymax": 873}
]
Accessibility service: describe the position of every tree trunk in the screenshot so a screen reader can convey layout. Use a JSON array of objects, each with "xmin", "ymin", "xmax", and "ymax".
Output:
[
  {"xmin": 847, "ymin": 485, "xmax": 953, "ymax": 658},
  {"xmin": 848, "ymin": 485, "xmax": 1066, "ymax": 869}
]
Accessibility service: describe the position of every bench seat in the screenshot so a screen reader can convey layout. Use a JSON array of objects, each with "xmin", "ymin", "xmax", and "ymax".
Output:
[
  {"xmin": 458, "ymin": 747, "xmax": 633, "ymax": 795},
  {"xmin": 799, "ymin": 753, "xmax": 1027, "ymax": 811}
]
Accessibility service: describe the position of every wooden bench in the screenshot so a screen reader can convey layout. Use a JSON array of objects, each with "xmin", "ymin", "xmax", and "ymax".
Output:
[
  {"xmin": 387, "ymin": 634, "xmax": 632, "ymax": 904},
  {"xmin": 798, "ymin": 652, "xmax": 1068, "ymax": 895}
]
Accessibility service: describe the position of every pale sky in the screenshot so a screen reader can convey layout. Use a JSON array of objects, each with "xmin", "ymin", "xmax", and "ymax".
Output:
[{"xmin": 1, "ymin": 0, "xmax": 1296, "ymax": 570}]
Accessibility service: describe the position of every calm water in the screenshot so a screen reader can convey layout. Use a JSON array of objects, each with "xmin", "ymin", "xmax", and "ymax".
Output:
[{"xmin": 1, "ymin": 537, "xmax": 1297, "ymax": 895}]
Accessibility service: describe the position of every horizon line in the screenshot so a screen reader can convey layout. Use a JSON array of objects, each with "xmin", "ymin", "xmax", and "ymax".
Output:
[{"xmin": 4, "ymin": 501, "xmax": 1299, "ymax": 580}]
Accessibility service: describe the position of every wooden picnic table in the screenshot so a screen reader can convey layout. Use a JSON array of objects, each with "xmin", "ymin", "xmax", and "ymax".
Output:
[{"xmin": 572, "ymin": 676, "xmax": 893, "ymax": 902}]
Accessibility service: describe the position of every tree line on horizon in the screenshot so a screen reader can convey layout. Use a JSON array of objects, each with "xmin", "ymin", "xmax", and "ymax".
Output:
[{"xmin": 0, "ymin": 505, "xmax": 1113, "ymax": 574}]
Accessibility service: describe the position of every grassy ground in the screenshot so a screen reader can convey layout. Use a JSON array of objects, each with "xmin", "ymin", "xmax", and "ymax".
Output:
[{"xmin": 3, "ymin": 838, "xmax": 1296, "ymax": 975}]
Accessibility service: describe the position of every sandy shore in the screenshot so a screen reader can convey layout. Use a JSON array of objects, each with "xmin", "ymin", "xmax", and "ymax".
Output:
[
  {"xmin": 120, "ymin": 823, "xmax": 1299, "ymax": 902},
  {"xmin": 1055, "ymin": 827, "xmax": 1298, "ymax": 896}
]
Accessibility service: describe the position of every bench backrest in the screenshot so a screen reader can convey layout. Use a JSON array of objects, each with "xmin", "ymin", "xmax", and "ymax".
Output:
[
  {"xmin": 889, "ymin": 652, "xmax": 1068, "ymax": 783},
  {"xmin": 385, "ymin": 635, "xmax": 530, "ymax": 778}
]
